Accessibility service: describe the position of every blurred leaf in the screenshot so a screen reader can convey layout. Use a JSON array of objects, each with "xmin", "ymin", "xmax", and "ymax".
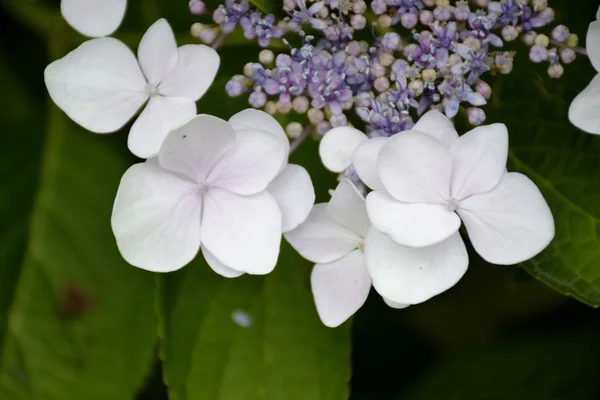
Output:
[
  {"xmin": 0, "ymin": 22, "xmax": 158, "ymax": 399},
  {"xmin": 157, "ymin": 242, "xmax": 351, "ymax": 400},
  {"xmin": 403, "ymin": 332, "xmax": 600, "ymax": 400},
  {"xmin": 485, "ymin": 69, "xmax": 600, "ymax": 307},
  {"xmin": 248, "ymin": 0, "xmax": 276, "ymax": 13}
]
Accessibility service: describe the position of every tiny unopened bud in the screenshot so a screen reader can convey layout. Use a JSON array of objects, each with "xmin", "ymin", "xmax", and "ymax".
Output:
[
  {"xmin": 330, "ymin": 113, "xmax": 348, "ymax": 127},
  {"xmin": 316, "ymin": 5, "xmax": 328, "ymax": 18},
  {"xmin": 378, "ymin": 14, "xmax": 392, "ymax": 28},
  {"xmin": 346, "ymin": 40, "xmax": 362, "ymax": 55},
  {"xmin": 371, "ymin": 62, "xmax": 386, "ymax": 78},
  {"xmin": 534, "ymin": 34, "xmax": 549, "ymax": 48},
  {"xmin": 464, "ymin": 36, "xmax": 481, "ymax": 51},
  {"xmin": 351, "ymin": 14, "xmax": 367, "ymax": 30},
  {"xmin": 355, "ymin": 92, "xmax": 371, "ymax": 108},
  {"xmin": 502, "ymin": 25, "xmax": 519, "ymax": 42},
  {"xmin": 189, "ymin": 0, "xmax": 206, "ymax": 15},
  {"xmin": 283, "ymin": 0, "xmax": 296, "ymax": 11},
  {"xmin": 379, "ymin": 52, "xmax": 395, "ymax": 67},
  {"xmin": 249, "ymin": 91, "xmax": 267, "ymax": 108},
  {"xmin": 560, "ymin": 48, "xmax": 576, "ymax": 64},
  {"xmin": 522, "ymin": 31, "xmax": 537, "ymax": 46},
  {"xmin": 529, "ymin": 45, "xmax": 548, "ymax": 63},
  {"xmin": 225, "ymin": 79, "xmax": 244, "ymax": 97},
  {"xmin": 308, "ymin": 108, "xmax": 325, "ymax": 124},
  {"xmin": 190, "ymin": 23, "xmax": 206, "ymax": 38},
  {"xmin": 532, "ymin": 0, "xmax": 547, "ymax": 11},
  {"xmin": 243, "ymin": 63, "xmax": 254, "ymax": 77},
  {"xmin": 286, "ymin": 122, "xmax": 304, "ymax": 138},
  {"xmin": 565, "ymin": 33, "xmax": 579, "ymax": 47},
  {"xmin": 292, "ymin": 96, "xmax": 309, "ymax": 113},
  {"xmin": 423, "ymin": 0, "xmax": 436, "ymax": 6},
  {"xmin": 374, "ymin": 76, "xmax": 390, "ymax": 92},
  {"xmin": 547, "ymin": 63, "xmax": 564, "ymax": 78},
  {"xmin": 454, "ymin": 2, "xmax": 470, "ymax": 21},
  {"xmin": 409, "ymin": 80, "xmax": 424, "ymax": 96},
  {"xmin": 475, "ymin": 81, "xmax": 492, "ymax": 99},
  {"xmin": 258, "ymin": 49, "xmax": 274, "ymax": 66},
  {"xmin": 277, "ymin": 101, "xmax": 292, "ymax": 114},
  {"xmin": 382, "ymin": 32, "xmax": 402, "ymax": 51},
  {"xmin": 467, "ymin": 107, "xmax": 486, "ymax": 125},
  {"xmin": 264, "ymin": 101, "xmax": 277, "ymax": 115},
  {"xmin": 359, "ymin": 41, "xmax": 369, "ymax": 54},
  {"xmin": 401, "ymin": 12, "xmax": 418, "ymax": 29},
  {"xmin": 353, "ymin": 0, "xmax": 367, "ymax": 14},
  {"xmin": 317, "ymin": 121, "xmax": 332, "ymax": 135},
  {"xmin": 422, "ymin": 68, "xmax": 437, "ymax": 82},
  {"xmin": 371, "ymin": 0, "xmax": 387, "ymax": 14},
  {"xmin": 448, "ymin": 53, "xmax": 462, "ymax": 66},
  {"xmin": 420, "ymin": 10, "xmax": 434, "ymax": 25},
  {"xmin": 198, "ymin": 28, "xmax": 217, "ymax": 44},
  {"xmin": 551, "ymin": 25, "xmax": 569, "ymax": 42},
  {"xmin": 433, "ymin": 6, "xmax": 452, "ymax": 21}
]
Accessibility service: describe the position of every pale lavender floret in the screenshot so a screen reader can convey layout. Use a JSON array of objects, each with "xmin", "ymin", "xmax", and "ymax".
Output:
[
  {"xmin": 308, "ymin": 69, "xmax": 353, "ymax": 114},
  {"xmin": 560, "ymin": 48, "xmax": 575, "ymax": 64},
  {"xmin": 439, "ymin": 73, "xmax": 486, "ymax": 118},
  {"xmin": 464, "ymin": 12, "xmax": 503, "ymax": 47},
  {"xmin": 467, "ymin": 107, "xmax": 486, "ymax": 125},
  {"xmin": 249, "ymin": 90, "xmax": 267, "ymax": 107},
  {"xmin": 356, "ymin": 95, "xmax": 414, "ymax": 137},
  {"xmin": 226, "ymin": 79, "xmax": 244, "ymax": 97},
  {"xmin": 419, "ymin": 10, "xmax": 434, "ymax": 25},
  {"xmin": 453, "ymin": 44, "xmax": 491, "ymax": 84},
  {"xmin": 433, "ymin": 6, "xmax": 452, "ymax": 22},
  {"xmin": 371, "ymin": 0, "xmax": 387, "ymax": 15},
  {"xmin": 487, "ymin": 0, "xmax": 521, "ymax": 26},
  {"xmin": 401, "ymin": 12, "xmax": 418, "ymax": 29},
  {"xmin": 289, "ymin": 0, "xmax": 328, "ymax": 30},
  {"xmin": 189, "ymin": 0, "xmax": 206, "ymax": 15},
  {"xmin": 241, "ymin": 13, "xmax": 284, "ymax": 47},
  {"xmin": 529, "ymin": 44, "xmax": 548, "ymax": 63},
  {"xmin": 551, "ymin": 25, "xmax": 569, "ymax": 42},
  {"xmin": 387, "ymin": 0, "xmax": 425, "ymax": 24},
  {"xmin": 382, "ymin": 32, "xmax": 402, "ymax": 51},
  {"xmin": 454, "ymin": 1, "xmax": 470, "ymax": 21},
  {"xmin": 214, "ymin": 0, "xmax": 250, "ymax": 33},
  {"xmin": 518, "ymin": 5, "xmax": 553, "ymax": 32}
]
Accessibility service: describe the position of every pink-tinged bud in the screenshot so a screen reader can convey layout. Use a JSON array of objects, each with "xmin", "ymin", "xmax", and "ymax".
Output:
[
  {"xmin": 467, "ymin": 107, "xmax": 486, "ymax": 125},
  {"xmin": 547, "ymin": 63, "xmax": 564, "ymax": 79},
  {"xmin": 475, "ymin": 81, "xmax": 492, "ymax": 99}
]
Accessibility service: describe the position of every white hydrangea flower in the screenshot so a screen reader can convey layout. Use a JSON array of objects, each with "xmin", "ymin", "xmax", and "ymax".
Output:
[
  {"xmin": 61, "ymin": 0, "xmax": 127, "ymax": 37},
  {"xmin": 569, "ymin": 5, "xmax": 600, "ymax": 134},
  {"xmin": 45, "ymin": 18, "xmax": 219, "ymax": 159},
  {"xmin": 111, "ymin": 109, "xmax": 314, "ymax": 276},
  {"xmin": 319, "ymin": 111, "xmax": 554, "ymax": 305}
]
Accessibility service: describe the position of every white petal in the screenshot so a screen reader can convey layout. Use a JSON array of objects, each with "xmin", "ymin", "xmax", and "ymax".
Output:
[
  {"xmin": 128, "ymin": 96, "xmax": 196, "ymax": 159},
  {"xmin": 229, "ymin": 109, "xmax": 290, "ymax": 161},
  {"xmin": 267, "ymin": 164, "xmax": 315, "ymax": 232},
  {"xmin": 366, "ymin": 191, "xmax": 460, "ymax": 247},
  {"xmin": 327, "ymin": 179, "xmax": 369, "ymax": 237},
  {"xmin": 411, "ymin": 110, "xmax": 459, "ymax": 148},
  {"xmin": 201, "ymin": 188, "xmax": 282, "ymax": 275},
  {"xmin": 351, "ymin": 137, "xmax": 388, "ymax": 190},
  {"xmin": 319, "ymin": 126, "xmax": 367, "ymax": 172},
  {"xmin": 111, "ymin": 163, "xmax": 201, "ymax": 272},
  {"xmin": 311, "ymin": 250, "xmax": 371, "ymax": 328},
  {"xmin": 201, "ymin": 246, "xmax": 245, "ymax": 278},
  {"xmin": 138, "ymin": 19, "xmax": 178, "ymax": 86},
  {"xmin": 364, "ymin": 228, "xmax": 469, "ymax": 305},
  {"xmin": 382, "ymin": 298, "xmax": 410, "ymax": 309},
  {"xmin": 61, "ymin": 0, "xmax": 126, "ymax": 37},
  {"xmin": 158, "ymin": 45, "xmax": 220, "ymax": 100},
  {"xmin": 378, "ymin": 131, "xmax": 452, "ymax": 204},
  {"xmin": 458, "ymin": 172, "xmax": 555, "ymax": 265},
  {"xmin": 158, "ymin": 114, "xmax": 236, "ymax": 182},
  {"xmin": 568, "ymin": 73, "xmax": 600, "ymax": 134},
  {"xmin": 44, "ymin": 37, "xmax": 148, "ymax": 133},
  {"xmin": 587, "ymin": 20, "xmax": 600, "ymax": 72},
  {"xmin": 449, "ymin": 123, "xmax": 508, "ymax": 201},
  {"xmin": 206, "ymin": 123, "xmax": 287, "ymax": 195},
  {"xmin": 284, "ymin": 204, "xmax": 361, "ymax": 264}
]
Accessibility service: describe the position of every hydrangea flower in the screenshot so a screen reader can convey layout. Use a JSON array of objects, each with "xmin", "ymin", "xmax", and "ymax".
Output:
[
  {"xmin": 568, "ymin": 6, "xmax": 600, "ymax": 134},
  {"xmin": 45, "ymin": 19, "xmax": 219, "ymax": 158},
  {"xmin": 319, "ymin": 111, "xmax": 554, "ymax": 304},
  {"xmin": 111, "ymin": 109, "xmax": 314, "ymax": 276},
  {"xmin": 61, "ymin": 0, "xmax": 127, "ymax": 37}
]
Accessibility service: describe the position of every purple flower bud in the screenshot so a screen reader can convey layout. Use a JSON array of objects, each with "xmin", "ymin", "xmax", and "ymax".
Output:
[
  {"xmin": 371, "ymin": 62, "xmax": 386, "ymax": 78},
  {"xmin": 475, "ymin": 81, "xmax": 492, "ymax": 99},
  {"xmin": 353, "ymin": 0, "xmax": 367, "ymax": 14},
  {"xmin": 560, "ymin": 48, "xmax": 576, "ymax": 64},
  {"xmin": 551, "ymin": 25, "xmax": 570, "ymax": 42},
  {"xmin": 249, "ymin": 91, "xmax": 267, "ymax": 108},
  {"xmin": 226, "ymin": 79, "xmax": 244, "ymax": 97},
  {"xmin": 317, "ymin": 121, "xmax": 332, "ymax": 135},
  {"xmin": 529, "ymin": 44, "xmax": 548, "ymax": 63},
  {"xmin": 371, "ymin": 0, "xmax": 387, "ymax": 15},
  {"xmin": 351, "ymin": 14, "xmax": 367, "ymax": 30},
  {"xmin": 401, "ymin": 12, "xmax": 418, "ymax": 29},
  {"xmin": 374, "ymin": 76, "xmax": 390, "ymax": 92},
  {"xmin": 433, "ymin": 6, "xmax": 452, "ymax": 22},
  {"xmin": 276, "ymin": 54, "xmax": 292, "ymax": 67},
  {"xmin": 419, "ymin": 10, "xmax": 434, "ymax": 25},
  {"xmin": 467, "ymin": 107, "xmax": 486, "ymax": 125},
  {"xmin": 382, "ymin": 32, "xmax": 402, "ymax": 51},
  {"xmin": 189, "ymin": 0, "xmax": 206, "ymax": 15},
  {"xmin": 454, "ymin": 1, "xmax": 470, "ymax": 21},
  {"xmin": 330, "ymin": 113, "xmax": 348, "ymax": 127},
  {"xmin": 213, "ymin": 8, "xmax": 227, "ymax": 24}
]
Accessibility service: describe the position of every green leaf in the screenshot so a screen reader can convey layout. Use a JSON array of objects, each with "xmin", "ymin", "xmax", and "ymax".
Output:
[
  {"xmin": 0, "ymin": 22, "xmax": 158, "ymax": 399},
  {"xmin": 247, "ymin": 0, "xmax": 276, "ymax": 13},
  {"xmin": 157, "ymin": 242, "xmax": 351, "ymax": 400},
  {"xmin": 403, "ymin": 332, "xmax": 599, "ymax": 400},
  {"xmin": 486, "ymin": 70, "xmax": 600, "ymax": 307}
]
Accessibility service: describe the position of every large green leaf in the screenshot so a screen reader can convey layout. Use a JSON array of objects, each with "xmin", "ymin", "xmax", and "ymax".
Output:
[
  {"xmin": 485, "ymin": 70, "xmax": 600, "ymax": 307},
  {"xmin": 157, "ymin": 242, "xmax": 351, "ymax": 400},
  {"xmin": 0, "ymin": 20, "xmax": 158, "ymax": 399}
]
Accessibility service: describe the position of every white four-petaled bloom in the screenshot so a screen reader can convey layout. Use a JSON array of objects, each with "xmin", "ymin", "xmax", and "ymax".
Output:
[
  {"xmin": 319, "ymin": 110, "xmax": 555, "ymax": 306},
  {"xmin": 111, "ymin": 109, "xmax": 314, "ymax": 276},
  {"xmin": 45, "ymin": 18, "xmax": 219, "ymax": 158},
  {"xmin": 61, "ymin": 0, "xmax": 128, "ymax": 37},
  {"xmin": 569, "ymin": 5, "xmax": 600, "ymax": 134}
]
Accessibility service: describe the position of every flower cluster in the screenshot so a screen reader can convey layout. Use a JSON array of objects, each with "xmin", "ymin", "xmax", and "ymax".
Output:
[{"xmin": 210, "ymin": 0, "xmax": 583, "ymax": 138}]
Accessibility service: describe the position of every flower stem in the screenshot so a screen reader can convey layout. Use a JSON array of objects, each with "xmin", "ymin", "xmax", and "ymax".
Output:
[
  {"xmin": 289, "ymin": 125, "xmax": 314, "ymax": 154},
  {"xmin": 212, "ymin": 34, "xmax": 227, "ymax": 50},
  {"xmin": 550, "ymin": 39, "xmax": 588, "ymax": 57}
]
